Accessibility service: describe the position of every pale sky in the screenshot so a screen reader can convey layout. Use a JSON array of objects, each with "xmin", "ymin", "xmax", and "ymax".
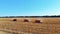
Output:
[{"xmin": 0, "ymin": 0, "xmax": 60, "ymax": 16}]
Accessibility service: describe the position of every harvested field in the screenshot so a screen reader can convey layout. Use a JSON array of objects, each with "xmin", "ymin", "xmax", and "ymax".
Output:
[{"xmin": 0, "ymin": 18, "xmax": 60, "ymax": 34}]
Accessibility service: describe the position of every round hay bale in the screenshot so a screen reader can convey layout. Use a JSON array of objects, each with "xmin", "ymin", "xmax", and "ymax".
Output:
[
  {"xmin": 13, "ymin": 19, "xmax": 17, "ymax": 21},
  {"xmin": 24, "ymin": 19, "xmax": 29, "ymax": 22},
  {"xmin": 35, "ymin": 20, "xmax": 41, "ymax": 23}
]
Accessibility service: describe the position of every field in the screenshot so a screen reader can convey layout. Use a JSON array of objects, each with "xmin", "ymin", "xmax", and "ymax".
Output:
[{"xmin": 0, "ymin": 18, "xmax": 60, "ymax": 34}]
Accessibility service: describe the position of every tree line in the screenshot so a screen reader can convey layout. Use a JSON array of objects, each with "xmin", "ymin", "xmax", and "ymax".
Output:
[{"xmin": 0, "ymin": 15, "xmax": 60, "ymax": 18}]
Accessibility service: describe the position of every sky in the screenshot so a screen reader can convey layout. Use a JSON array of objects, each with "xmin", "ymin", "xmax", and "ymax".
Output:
[{"xmin": 0, "ymin": 0, "xmax": 60, "ymax": 16}]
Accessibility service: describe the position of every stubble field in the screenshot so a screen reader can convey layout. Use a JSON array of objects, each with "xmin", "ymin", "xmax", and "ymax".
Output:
[{"xmin": 0, "ymin": 18, "xmax": 60, "ymax": 34}]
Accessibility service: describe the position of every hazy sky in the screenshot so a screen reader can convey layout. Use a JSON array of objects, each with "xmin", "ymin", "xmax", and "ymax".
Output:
[{"xmin": 0, "ymin": 0, "xmax": 60, "ymax": 16}]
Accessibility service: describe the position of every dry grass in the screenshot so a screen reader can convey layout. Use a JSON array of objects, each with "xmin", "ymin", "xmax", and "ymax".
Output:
[{"xmin": 0, "ymin": 18, "xmax": 60, "ymax": 34}]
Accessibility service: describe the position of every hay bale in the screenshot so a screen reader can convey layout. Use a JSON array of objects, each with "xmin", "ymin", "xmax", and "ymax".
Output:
[
  {"xmin": 35, "ymin": 20, "xmax": 41, "ymax": 23},
  {"xmin": 24, "ymin": 19, "xmax": 29, "ymax": 22},
  {"xmin": 13, "ymin": 19, "xmax": 17, "ymax": 21}
]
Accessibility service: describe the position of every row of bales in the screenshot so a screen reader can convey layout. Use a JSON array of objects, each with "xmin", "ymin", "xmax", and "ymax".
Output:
[{"xmin": 12, "ymin": 18, "xmax": 42, "ymax": 23}]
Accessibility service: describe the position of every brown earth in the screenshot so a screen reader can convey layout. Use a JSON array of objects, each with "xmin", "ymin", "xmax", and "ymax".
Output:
[{"xmin": 0, "ymin": 18, "xmax": 60, "ymax": 34}]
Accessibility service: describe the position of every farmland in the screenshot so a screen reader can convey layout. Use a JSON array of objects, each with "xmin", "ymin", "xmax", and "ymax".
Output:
[{"xmin": 0, "ymin": 18, "xmax": 60, "ymax": 34}]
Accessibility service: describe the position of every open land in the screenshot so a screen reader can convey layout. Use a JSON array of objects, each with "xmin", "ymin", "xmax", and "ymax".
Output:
[{"xmin": 0, "ymin": 18, "xmax": 60, "ymax": 34}]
